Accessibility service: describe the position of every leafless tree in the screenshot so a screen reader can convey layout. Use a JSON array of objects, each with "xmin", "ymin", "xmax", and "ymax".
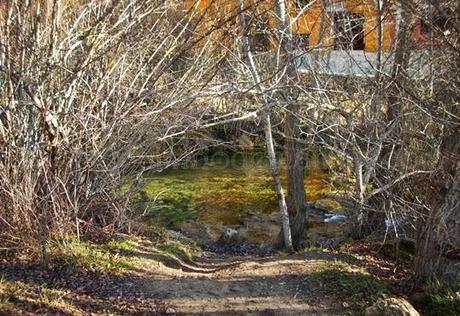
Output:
[
  {"xmin": 0, "ymin": 0, "xmax": 228, "ymax": 262},
  {"xmin": 295, "ymin": 0, "xmax": 459, "ymax": 285},
  {"xmin": 237, "ymin": 0, "xmax": 293, "ymax": 251}
]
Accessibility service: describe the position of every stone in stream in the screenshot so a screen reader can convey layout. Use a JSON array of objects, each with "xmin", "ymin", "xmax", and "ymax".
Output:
[
  {"xmin": 305, "ymin": 204, "xmax": 329, "ymax": 224},
  {"xmin": 208, "ymin": 225, "xmax": 274, "ymax": 255},
  {"xmin": 175, "ymin": 200, "xmax": 350, "ymax": 253},
  {"xmin": 305, "ymin": 204, "xmax": 349, "ymax": 249}
]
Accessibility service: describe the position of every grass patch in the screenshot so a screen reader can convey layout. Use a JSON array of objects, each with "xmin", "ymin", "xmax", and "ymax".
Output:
[
  {"xmin": 51, "ymin": 239, "xmax": 143, "ymax": 274},
  {"xmin": 38, "ymin": 287, "xmax": 79, "ymax": 314},
  {"xmin": 313, "ymin": 262, "xmax": 387, "ymax": 310},
  {"xmin": 105, "ymin": 239, "xmax": 140, "ymax": 252},
  {"xmin": 0, "ymin": 235, "xmax": 203, "ymax": 314},
  {"xmin": 158, "ymin": 241, "xmax": 196, "ymax": 261},
  {"xmin": 0, "ymin": 278, "xmax": 83, "ymax": 315},
  {"xmin": 422, "ymin": 288, "xmax": 460, "ymax": 316},
  {"xmin": 49, "ymin": 234, "xmax": 203, "ymax": 275},
  {"xmin": 0, "ymin": 277, "xmax": 13, "ymax": 310}
]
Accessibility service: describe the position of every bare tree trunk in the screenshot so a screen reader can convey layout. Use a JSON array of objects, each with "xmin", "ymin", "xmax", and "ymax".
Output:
[
  {"xmin": 387, "ymin": 1, "xmax": 413, "ymax": 124},
  {"xmin": 237, "ymin": 0, "xmax": 293, "ymax": 252},
  {"xmin": 412, "ymin": 0, "xmax": 460, "ymax": 286},
  {"xmin": 285, "ymin": 107, "xmax": 306, "ymax": 250},
  {"xmin": 353, "ymin": 154, "xmax": 365, "ymax": 236},
  {"xmin": 415, "ymin": 125, "xmax": 460, "ymax": 285},
  {"xmin": 414, "ymin": 170, "xmax": 460, "ymax": 287},
  {"xmin": 264, "ymin": 113, "xmax": 294, "ymax": 253},
  {"xmin": 275, "ymin": 0, "xmax": 307, "ymax": 249}
]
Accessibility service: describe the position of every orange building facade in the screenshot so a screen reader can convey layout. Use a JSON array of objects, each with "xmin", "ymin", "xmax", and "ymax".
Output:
[{"xmin": 182, "ymin": 0, "xmax": 397, "ymax": 53}]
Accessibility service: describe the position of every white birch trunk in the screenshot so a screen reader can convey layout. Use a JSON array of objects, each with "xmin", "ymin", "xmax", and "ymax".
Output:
[{"xmin": 237, "ymin": 0, "xmax": 293, "ymax": 251}]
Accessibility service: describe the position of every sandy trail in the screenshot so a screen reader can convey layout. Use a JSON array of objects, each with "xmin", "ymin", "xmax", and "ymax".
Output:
[
  {"xmin": 130, "ymin": 250, "xmax": 349, "ymax": 315},
  {"xmin": 0, "ymin": 243, "xmax": 355, "ymax": 315}
]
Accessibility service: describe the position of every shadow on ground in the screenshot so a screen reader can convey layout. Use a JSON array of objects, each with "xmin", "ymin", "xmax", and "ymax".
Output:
[{"xmin": 0, "ymin": 242, "xmax": 384, "ymax": 315}]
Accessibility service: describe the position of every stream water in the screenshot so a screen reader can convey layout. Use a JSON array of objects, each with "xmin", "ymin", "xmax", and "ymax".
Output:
[{"xmin": 133, "ymin": 151, "xmax": 345, "ymax": 248}]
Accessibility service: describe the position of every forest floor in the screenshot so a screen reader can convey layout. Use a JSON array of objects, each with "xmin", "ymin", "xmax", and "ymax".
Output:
[{"xmin": 0, "ymin": 234, "xmax": 422, "ymax": 316}]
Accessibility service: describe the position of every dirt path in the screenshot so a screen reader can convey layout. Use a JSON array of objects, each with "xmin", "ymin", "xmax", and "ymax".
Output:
[
  {"xmin": 133, "ymin": 252, "xmax": 349, "ymax": 315},
  {"xmin": 1, "ymin": 239, "xmax": 394, "ymax": 315},
  {"xmin": 106, "ymin": 241, "xmax": 364, "ymax": 315}
]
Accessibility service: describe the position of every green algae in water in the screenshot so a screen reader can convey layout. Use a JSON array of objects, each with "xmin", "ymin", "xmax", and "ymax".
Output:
[
  {"xmin": 135, "ymin": 153, "xmax": 332, "ymax": 226},
  {"xmin": 132, "ymin": 180, "xmax": 199, "ymax": 226}
]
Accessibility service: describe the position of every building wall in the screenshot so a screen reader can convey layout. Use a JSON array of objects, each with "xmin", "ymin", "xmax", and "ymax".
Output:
[{"xmin": 181, "ymin": 0, "xmax": 397, "ymax": 52}]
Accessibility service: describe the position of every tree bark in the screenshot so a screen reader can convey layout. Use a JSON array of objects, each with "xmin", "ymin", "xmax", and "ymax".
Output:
[
  {"xmin": 285, "ymin": 107, "xmax": 306, "ymax": 250},
  {"xmin": 237, "ymin": 0, "xmax": 293, "ymax": 252},
  {"xmin": 275, "ymin": 0, "xmax": 307, "ymax": 250},
  {"xmin": 413, "ymin": 0, "xmax": 460, "ymax": 286},
  {"xmin": 414, "ymin": 126, "xmax": 460, "ymax": 285},
  {"xmin": 265, "ymin": 113, "xmax": 294, "ymax": 253}
]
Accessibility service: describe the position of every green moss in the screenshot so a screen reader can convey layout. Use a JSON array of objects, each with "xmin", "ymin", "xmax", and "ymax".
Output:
[
  {"xmin": 134, "ymin": 163, "xmax": 278, "ymax": 226},
  {"xmin": 131, "ymin": 186, "xmax": 198, "ymax": 227}
]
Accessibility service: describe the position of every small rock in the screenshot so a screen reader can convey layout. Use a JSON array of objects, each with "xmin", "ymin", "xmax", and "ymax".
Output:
[
  {"xmin": 218, "ymin": 227, "xmax": 241, "ymax": 244},
  {"xmin": 365, "ymin": 297, "xmax": 420, "ymax": 316},
  {"xmin": 165, "ymin": 307, "xmax": 176, "ymax": 314}
]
